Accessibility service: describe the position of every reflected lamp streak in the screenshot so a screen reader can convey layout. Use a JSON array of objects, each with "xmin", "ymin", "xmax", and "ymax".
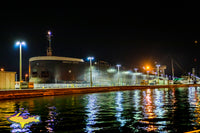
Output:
[
  {"xmin": 115, "ymin": 92, "xmax": 126, "ymax": 127},
  {"xmin": 85, "ymin": 94, "xmax": 99, "ymax": 133}
]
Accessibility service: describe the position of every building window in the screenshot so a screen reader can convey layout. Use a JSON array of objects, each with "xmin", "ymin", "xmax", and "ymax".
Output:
[
  {"xmin": 41, "ymin": 71, "xmax": 49, "ymax": 78},
  {"xmin": 32, "ymin": 72, "xmax": 37, "ymax": 77}
]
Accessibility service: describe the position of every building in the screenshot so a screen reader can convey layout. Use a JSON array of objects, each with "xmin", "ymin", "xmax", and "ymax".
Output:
[{"xmin": 0, "ymin": 71, "xmax": 16, "ymax": 89}]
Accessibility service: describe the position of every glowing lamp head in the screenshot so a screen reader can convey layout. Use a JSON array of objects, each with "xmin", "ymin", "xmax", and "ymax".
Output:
[
  {"xmin": 156, "ymin": 64, "xmax": 160, "ymax": 68},
  {"xmin": 87, "ymin": 57, "xmax": 94, "ymax": 60},
  {"xmin": 116, "ymin": 64, "xmax": 121, "ymax": 68},
  {"xmin": 21, "ymin": 41, "xmax": 26, "ymax": 46},
  {"xmin": 16, "ymin": 41, "xmax": 26, "ymax": 46},
  {"xmin": 16, "ymin": 41, "xmax": 20, "ymax": 46},
  {"xmin": 48, "ymin": 30, "xmax": 52, "ymax": 35},
  {"xmin": 146, "ymin": 66, "xmax": 150, "ymax": 70}
]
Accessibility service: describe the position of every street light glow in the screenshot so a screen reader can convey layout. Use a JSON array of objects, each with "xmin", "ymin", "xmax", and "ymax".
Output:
[
  {"xmin": 134, "ymin": 68, "xmax": 138, "ymax": 72},
  {"xmin": 21, "ymin": 41, "xmax": 26, "ymax": 46},
  {"xmin": 16, "ymin": 41, "xmax": 26, "ymax": 46},
  {"xmin": 87, "ymin": 57, "xmax": 94, "ymax": 60},
  {"xmin": 156, "ymin": 64, "xmax": 160, "ymax": 67},
  {"xmin": 48, "ymin": 30, "xmax": 52, "ymax": 35},
  {"xmin": 116, "ymin": 64, "xmax": 121, "ymax": 67},
  {"xmin": 16, "ymin": 41, "xmax": 20, "ymax": 46}
]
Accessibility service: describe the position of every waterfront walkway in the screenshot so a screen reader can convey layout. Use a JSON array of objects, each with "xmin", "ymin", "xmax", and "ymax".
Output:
[{"xmin": 0, "ymin": 84, "xmax": 200, "ymax": 100}]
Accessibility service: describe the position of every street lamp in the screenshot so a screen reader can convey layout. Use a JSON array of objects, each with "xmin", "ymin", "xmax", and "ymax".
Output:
[
  {"xmin": 116, "ymin": 64, "xmax": 121, "ymax": 86},
  {"xmin": 134, "ymin": 68, "xmax": 138, "ymax": 85},
  {"xmin": 156, "ymin": 64, "xmax": 160, "ymax": 84},
  {"xmin": 16, "ymin": 41, "xmax": 26, "ymax": 89},
  {"xmin": 87, "ymin": 57, "xmax": 94, "ymax": 87},
  {"xmin": 25, "ymin": 74, "xmax": 28, "ymax": 81},
  {"xmin": 134, "ymin": 68, "xmax": 138, "ymax": 73}
]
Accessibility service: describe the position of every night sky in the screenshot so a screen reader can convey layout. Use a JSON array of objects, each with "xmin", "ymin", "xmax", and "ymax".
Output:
[{"xmin": 0, "ymin": 7, "xmax": 200, "ymax": 77}]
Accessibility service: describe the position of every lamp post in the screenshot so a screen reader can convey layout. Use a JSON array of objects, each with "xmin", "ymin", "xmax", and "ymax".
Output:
[
  {"xmin": 134, "ymin": 68, "xmax": 138, "ymax": 73},
  {"xmin": 134, "ymin": 68, "xmax": 138, "ymax": 85},
  {"xmin": 87, "ymin": 57, "xmax": 94, "ymax": 87},
  {"xmin": 116, "ymin": 64, "xmax": 121, "ymax": 86},
  {"xmin": 16, "ymin": 41, "xmax": 26, "ymax": 89},
  {"xmin": 156, "ymin": 64, "xmax": 160, "ymax": 84},
  {"xmin": 25, "ymin": 74, "xmax": 28, "ymax": 81}
]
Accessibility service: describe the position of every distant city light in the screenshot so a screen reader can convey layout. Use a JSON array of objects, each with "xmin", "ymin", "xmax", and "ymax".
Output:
[
  {"xmin": 107, "ymin": 68, "xmax": 116, "ymax": 73},
  {"xmin": 48, "ymin": 30, "xmax": 52, "ymax": 35},
  {"xmin": 122, "ymin": 71, "xmax": 132, "ymax": 75},
  {"xmin": 134, "ymin": 68, "xmax": 138, "ymax": 72}
]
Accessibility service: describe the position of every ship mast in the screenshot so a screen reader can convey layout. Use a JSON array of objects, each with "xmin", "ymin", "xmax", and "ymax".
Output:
[{"xmin": 47, "ymin": 30, "xmax": 53, "ymax": 56}]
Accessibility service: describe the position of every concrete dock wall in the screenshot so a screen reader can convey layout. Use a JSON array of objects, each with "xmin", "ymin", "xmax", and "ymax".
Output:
[
  {"xmin": 0, "ymin": 84, "xmax": 200, "ymax": 100},
  {"xmin": 0, "ymin": 71, "xmax": 16, "ymax": 89}
]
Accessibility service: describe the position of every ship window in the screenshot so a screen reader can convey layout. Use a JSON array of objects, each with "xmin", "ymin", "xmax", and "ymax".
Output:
[
  {"xmin": 41, "ymin": 71, "xmax": 49, "ymax": 78},
  {"xmin": 32, "ymin": 72, "xmax": 37, "ymax": 77}
]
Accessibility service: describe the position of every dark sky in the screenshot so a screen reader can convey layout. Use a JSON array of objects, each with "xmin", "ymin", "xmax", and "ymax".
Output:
[{"xmin": 0, "ymin": 7, "xmax": 200, "ymax": 76}]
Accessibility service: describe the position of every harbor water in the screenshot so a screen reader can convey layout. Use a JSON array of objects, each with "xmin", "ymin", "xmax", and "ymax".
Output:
[{"xmin": 0, "ymin": 87, "xmax": 200, "ymax": 132}]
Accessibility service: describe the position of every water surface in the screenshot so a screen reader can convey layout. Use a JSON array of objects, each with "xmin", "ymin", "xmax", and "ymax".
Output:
[{"xmin": 0, "ymin": 87, "xmax": 200, "ymax": 132}]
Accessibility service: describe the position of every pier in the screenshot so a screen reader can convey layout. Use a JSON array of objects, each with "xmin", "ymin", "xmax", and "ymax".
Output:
[{"xmin": 0, "ymin": 84, "xmax": 200, "ymax": 100}]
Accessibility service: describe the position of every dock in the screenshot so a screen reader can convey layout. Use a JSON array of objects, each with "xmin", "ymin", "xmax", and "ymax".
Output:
[{"xmin": 0, "ymin": 84, "xmax": 200, "ymax": 100}]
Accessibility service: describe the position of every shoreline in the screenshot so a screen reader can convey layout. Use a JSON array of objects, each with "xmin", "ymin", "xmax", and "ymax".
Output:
[{"xmin": 0, "ymin": 84, "xmax": 200, "ymax": 100}]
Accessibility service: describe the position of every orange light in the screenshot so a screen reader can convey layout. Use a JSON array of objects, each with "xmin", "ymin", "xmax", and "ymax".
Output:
[
  {"xmin": 146, "ymin": 66, "xmax": 150, "ymax": 70},
  {"xmin": 25, "ymin": 74, "xmax": 28, "ymax": 77},
  {"xmin": 0, "ymin": 68, "xmax": 4, "ymax": 71}
]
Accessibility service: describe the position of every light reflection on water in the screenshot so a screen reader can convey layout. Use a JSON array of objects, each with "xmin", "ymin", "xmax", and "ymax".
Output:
[
  {"xmin": 1, "ymin": 87, "xmax": 200, "ymax": 132},
  {"xmin": 115, "ymin": 92, "xmax": 126, "ymax": 128},
  {"xmin": 85, "ymin": 94, "xmax": 102, "ymax": 133}
]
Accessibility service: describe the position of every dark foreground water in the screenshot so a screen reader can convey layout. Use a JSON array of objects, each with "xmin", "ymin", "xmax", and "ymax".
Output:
[{"xmin": 0, "ymin": 87, "xmax": 200, "ymax": 132}]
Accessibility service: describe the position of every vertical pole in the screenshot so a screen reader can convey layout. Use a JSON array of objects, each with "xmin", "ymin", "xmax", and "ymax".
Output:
[
  {"xmin": 171, "ymin": 59, "xmax": 174, "ymax": 80},
  {"xmin": 163, "ymin": 69, "xmax": 165, "ymax": 84},
  {"xmin": 19, "ymin": 44, "xmax": 22, "ymax": 89},
  {"xmin": 157, "ymin": 66, "xmax": 159, "ymax": 84},
  {"xmin": 118, "ymin": 66, "xmax": 120, "ymax": 86},
  {"xmin": 90, "ymin": 59, "xmax": 93, "ymax": 87},
  {"xmin": 134, "ymin": 68, "xmax": 138, "ymax": 85}
]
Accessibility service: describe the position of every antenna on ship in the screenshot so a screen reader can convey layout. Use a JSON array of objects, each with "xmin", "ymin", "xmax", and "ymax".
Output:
[{"xmin": 47, "ymin": 30, "xmax": 53, "ymax": 56}]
